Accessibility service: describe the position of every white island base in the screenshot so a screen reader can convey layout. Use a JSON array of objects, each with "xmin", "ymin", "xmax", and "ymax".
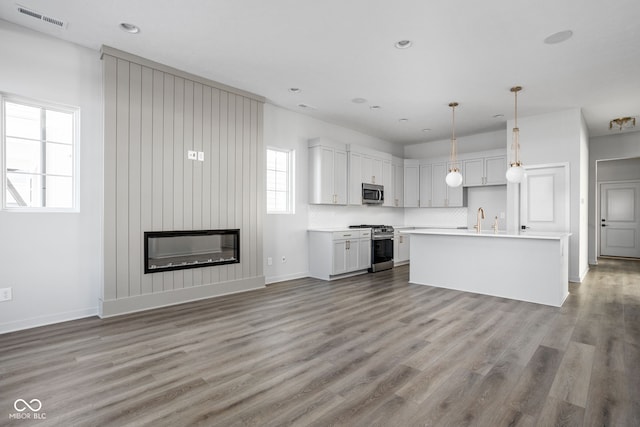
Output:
[{"xmin": 404, "ymin": 230, "xmax": 571, "ymax": 307}]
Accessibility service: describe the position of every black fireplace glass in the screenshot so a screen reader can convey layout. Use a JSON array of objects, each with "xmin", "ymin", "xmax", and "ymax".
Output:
[{"xmin": 144, "ymin": 229, "xmax": 240, "ymax": 273}]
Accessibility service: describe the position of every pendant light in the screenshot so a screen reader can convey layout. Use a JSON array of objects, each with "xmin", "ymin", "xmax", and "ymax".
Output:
[
  {"xmin": 506, "ymin": 86, "xmax": 525, "ymax": 183},
  {"xmin": 445, "ymin": 102, "xmax": 463, "ymax": 187}
]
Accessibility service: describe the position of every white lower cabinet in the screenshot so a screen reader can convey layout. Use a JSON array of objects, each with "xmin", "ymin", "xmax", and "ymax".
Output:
[
  {"xmin": 394, "ymin": 230, "xmax": 411, "ymax": 265},
  {"xmin": 309, "ymin": 229, "xmax": 371, "ymax": 280}
]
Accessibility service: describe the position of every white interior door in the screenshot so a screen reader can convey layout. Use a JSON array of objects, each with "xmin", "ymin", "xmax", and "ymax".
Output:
[
  {"xmin": 520, "ymin": 165, "xmax": 569, "ymax": 233},
  {"xmin": 600, "ymin": 181, "xmax": 640, "ymax": 258}
]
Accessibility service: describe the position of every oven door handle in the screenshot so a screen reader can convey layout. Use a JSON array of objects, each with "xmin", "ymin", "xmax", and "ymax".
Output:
[{"xmin": 372, "ymin": 236, "xmax": 394, "ymax": 241}]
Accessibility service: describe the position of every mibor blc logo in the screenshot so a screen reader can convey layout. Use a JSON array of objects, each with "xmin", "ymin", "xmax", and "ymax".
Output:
[{"xmin": 9, "ymin": 399, "xmax": 46, "ymax": 420}]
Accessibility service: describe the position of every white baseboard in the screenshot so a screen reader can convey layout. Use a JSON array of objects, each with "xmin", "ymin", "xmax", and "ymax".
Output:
[
  {"xmin": 100, "ymin": 276, "xmax": 265, "ymax": 318},
  {"xmin": 0, "ymin": 307, "xmax": 98, "ymax": 335},
  {"xmin": 265, "ymin": 272, "xmax": 308, "ymax": 284},
  {"xmin": 569, "ymin": 265, "xmax": 590, "ymax": 283}
]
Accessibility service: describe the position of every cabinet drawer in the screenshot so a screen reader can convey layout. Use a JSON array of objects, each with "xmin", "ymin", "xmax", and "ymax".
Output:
[
  {"xmin": 332, "ymin": 231, "xmax": 358, "ymax": 240},
  {"xmin": 332, "ymin": 230, "xmax": 371, "ymax": 240},
  {"xmin": 359, "ymin": 230, "xmax": 371, "ymax": 238}
]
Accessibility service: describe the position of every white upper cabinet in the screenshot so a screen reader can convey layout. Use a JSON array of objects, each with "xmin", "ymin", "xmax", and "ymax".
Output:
[
  {"xmin": 382, "ymin": 159, "xmax": 393, "ymax": 207},
  {"xmin": 484, "ymin": 155, "xmax": 507, "ymax": 185},
  {"xmin": 419, "ymin": 164, "xmax": 433, "ymax": 207},
  {"xmin": 420, "ymin": 161, "xmax": 464, "ymax": 207},
  {"xmin": 392, "ymin": 156, "xmax": 404, "ymax": 208},
  {"xmin": 347, "ymin": 145, "xmax": 393, "ymax": 205},
  {"xmin": 309, "ymin": 139, "xmax": 348, "ymax": 205},
  {"xmin": 463, "ymin": 155, "xmax": 507, "ymax": 186},
  {"xmin": 404, "ymin": 160, "xmax": 420, "ymax": 207}
]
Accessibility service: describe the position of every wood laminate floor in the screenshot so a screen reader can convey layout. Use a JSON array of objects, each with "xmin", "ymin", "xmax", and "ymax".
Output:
[{"xmin": 1, "ymin": 258, "xmax": 639, "ymax": 426}]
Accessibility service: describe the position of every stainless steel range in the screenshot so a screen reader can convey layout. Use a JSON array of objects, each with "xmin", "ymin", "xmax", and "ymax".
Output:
[{"xmin": 349, "ymin": 225, "xmax": 394, "ymax": 272}]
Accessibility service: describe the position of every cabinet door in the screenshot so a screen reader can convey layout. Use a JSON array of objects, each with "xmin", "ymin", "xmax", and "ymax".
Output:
[
  {"xmin": 398, "ymin": 234, "xmax": 410, "ymax": 262},
  {"xmin": 346, "ymin": 240, "xmax": 360, "ymax": 272},
  {"xmin": 334, "ymin": 149, "xmax": 348, "ymax": 204},
  {"xmin": 382, "ymin": 159, "xmax": 393, "ymax": 207},
  {"xmin": 371, "ymin": 157, "xmax": 383, "ymax": 185},
  {"xmin": 446, "ymin": 162, "xmax": 464, "ymax": 207},
  {"xmin": 419, "ymin": 164, "xmax": 433, "ymax": 207},
  {"xmin": 447, "ymin": 182, "xmax": 464, "ymax": 207},
  {"xmin": 485, "ymin": 155, "xmax": 507, "ymax": 185},
  {"xmin": 361, "ymin": 155, "xmax": 373, "ymax": 185},
  {"xmin": 463, "ymin": 158, "xmax": 484, "ymax": 187},
  {"xmin": 393, "ymin": 161, "xmax": 404, "ymax": 207},
  {"xmin": 431, "ymin": 163, "xmax": 447, "ymax": 207},
  {"xmin": 319, "ymin": 147, "xmax": 335, "ymax": 204},
  {"xmin": 404, "ymin": 165, "xmax": 420, "ymax": 207},
  {"xmin": 348, "ymin": 152, "xmax": 363, "ymax": 205},
  {"xmin": 332, "ymin": 240, "xmax": 347, "ymax": 275},
  {"xmin": 358, "ymin": 238, "xmax": 371, "ymax": 269}
]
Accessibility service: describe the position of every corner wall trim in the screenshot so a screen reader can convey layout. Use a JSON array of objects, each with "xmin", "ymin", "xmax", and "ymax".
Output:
[{"xmin": 99, "ymin": 276, "xmax": 265, "ymax": 318}]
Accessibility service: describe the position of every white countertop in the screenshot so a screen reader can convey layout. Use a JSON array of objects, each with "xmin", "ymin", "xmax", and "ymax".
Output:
[
  {"xmin": 308, "ymin": 227, "xmax": 369, "ymax": 232},
  {"xmin": 400, "ymin": 228, "xmax": 571, "ymax": 240}
]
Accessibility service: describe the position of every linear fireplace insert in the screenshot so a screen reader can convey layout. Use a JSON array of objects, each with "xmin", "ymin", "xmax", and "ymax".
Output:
[{"xmin": 144, "ymin": 229, "xmax": 240, "ymax": 273}]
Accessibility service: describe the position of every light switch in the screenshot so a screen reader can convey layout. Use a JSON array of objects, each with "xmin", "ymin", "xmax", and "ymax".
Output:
[{"xmin": 198, "ymin": 151, "xmax": 204, "ymax": 161}]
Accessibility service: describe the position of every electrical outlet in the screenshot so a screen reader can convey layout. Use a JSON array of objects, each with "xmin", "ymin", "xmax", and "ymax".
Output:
[
  {"xmin": 500, "ymin": 212, "xmax": 505, "ymax": 219},
  {"xmin": 281, "ymin": 256, "xmax": 286, "ymax": 263},
  {"xmin": 197, "ymin": 151, "xmax": 204, "ymax": 161},
  {"xmin": 0, "ymin": 287, "xmax": 12, "ymax": 302},
  {"xmin": 267, "ymin": 257, "xmax": 273, "ymax": 266},
  {"xmin": 187, "ymin": 150, "xmax": 197, "ymax": 160}
]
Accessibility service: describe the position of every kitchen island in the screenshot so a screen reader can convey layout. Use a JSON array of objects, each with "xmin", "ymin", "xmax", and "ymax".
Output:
[{"xmin": 401, "ymin": 229, "xmax": 571, "ymax": 307}]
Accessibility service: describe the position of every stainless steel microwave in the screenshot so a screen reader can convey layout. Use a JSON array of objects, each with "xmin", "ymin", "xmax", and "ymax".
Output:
[{"xmin": 362, "ymin": 183, "xmax": 384, "ymax": 204}]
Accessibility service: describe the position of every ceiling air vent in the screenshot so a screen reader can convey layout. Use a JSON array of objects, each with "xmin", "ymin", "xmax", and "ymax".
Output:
[{"xmin": 16, "ymin": 4, "xmax": 66, "ymax": 28}]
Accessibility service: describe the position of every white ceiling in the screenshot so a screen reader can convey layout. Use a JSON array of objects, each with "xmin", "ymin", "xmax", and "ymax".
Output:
[{"xmin": 1, "ymin": 0, "xmax": 640, "ymax": 145}]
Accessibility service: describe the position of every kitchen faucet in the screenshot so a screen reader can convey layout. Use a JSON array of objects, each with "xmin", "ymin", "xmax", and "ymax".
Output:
[{"xmin": 474, "ymin": 207, "xmax": 485, "ymax": 233}]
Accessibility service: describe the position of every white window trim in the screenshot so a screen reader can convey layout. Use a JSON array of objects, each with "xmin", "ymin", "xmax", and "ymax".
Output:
[
  {"xmin": 266, "ymin": 147, "xmax": 295, "ymax": 215},
  {"xmin": 0, "ymin": 93, "xmax": 80, "ymax": 212}
]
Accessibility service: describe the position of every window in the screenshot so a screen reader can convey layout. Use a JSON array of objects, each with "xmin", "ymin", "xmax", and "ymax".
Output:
[
  {"xmin": 266, "ymin": 147, "xmax": 294, "ymax": 214},
  {"xmin": 1, "ymin": 95, "xmax": 78, "ymax": 210}
]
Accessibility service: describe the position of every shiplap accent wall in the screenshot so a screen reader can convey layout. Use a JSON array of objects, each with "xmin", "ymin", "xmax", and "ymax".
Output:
[{"xmin": 100, "ymin": 47, "xmax": 265, "ymax": 317}]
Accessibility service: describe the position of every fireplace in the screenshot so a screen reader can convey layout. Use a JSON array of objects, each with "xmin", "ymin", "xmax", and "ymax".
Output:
[{"xmin": 144, "ymin": 229, "xmax": 240, "ymax": 273}]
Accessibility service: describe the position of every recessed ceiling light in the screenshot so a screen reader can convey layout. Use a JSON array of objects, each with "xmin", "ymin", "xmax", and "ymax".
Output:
[
  {"xmin": 119, "ymin": 22, "xmax": 140, "ymax": 34},
  {"xmin": 544, "ymin": 30, "xmax": 573, "ymax": 44},
  {"xmin": 288, "ymin": 88, "xmax": 301, "ymax": 93},
  {"xmin": 370, "ymin": 105, "xmax": 382, "ymax": 110},
  {"xmin": 493, "ymin": 114, "xmax": 504, "ymax": 119},
  {"xmin": 422, "ymin": 128, "xmax": 431, "ymax": 132},
  {"xmin": 395, "ymin": 40, "xmax": 413, "ymax": 49},
  {"xmin": 352, "ymin": 97, "xmax": 367, "ymax": 104},
  {"xmin": 399, "ymin": 118, "xmax": 409, "ymax": 123}
]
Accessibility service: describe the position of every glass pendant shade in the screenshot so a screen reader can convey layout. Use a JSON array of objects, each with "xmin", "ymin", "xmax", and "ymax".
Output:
[
  {"xmin": 446, "ymin": 170, "xmax": 463, "ymax": 187},
  {"xmin": 505, "ymin": 164, "xmax": 525, "ymax": 183}
]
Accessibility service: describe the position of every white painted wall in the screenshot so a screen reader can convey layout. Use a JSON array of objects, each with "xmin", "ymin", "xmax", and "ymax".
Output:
[
  {"xmin": 263, "ymin": 104, "xmax": 403, "ymax": 283},
  {"xmin": 597, "ymin": 157, "xmax": 640, "ymax": 181},
  {"xmin": 589, "ymin": 131, "xmax": 640, "ymax": 263},
  {"xmin": 404, "ymin": 129, "xmax": 506, "ymax": 158},
  {"xmin": 0, "ymin": 21, "xmax": 103, "ymax": 333},
  {"xmin": 505, "ymin": 109, "xmax": 589, "ymax": 282}
]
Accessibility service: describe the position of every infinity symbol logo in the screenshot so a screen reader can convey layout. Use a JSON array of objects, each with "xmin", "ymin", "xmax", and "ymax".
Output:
[{"xmin": 14, "ymin": 399, "xmax": 42, "ymax": 412}]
